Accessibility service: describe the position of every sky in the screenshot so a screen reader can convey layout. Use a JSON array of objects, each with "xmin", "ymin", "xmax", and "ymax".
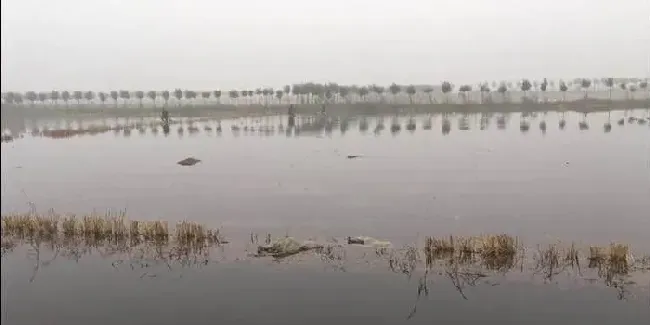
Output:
[{"xmin": 1, "ymin": 0, "xmax": 649, "ymax": 92}]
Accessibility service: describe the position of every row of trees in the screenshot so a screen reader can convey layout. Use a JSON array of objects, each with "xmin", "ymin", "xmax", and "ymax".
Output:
[{"xmin": 2, "ymin": 78, "xmax": 648, "ymax": 108}]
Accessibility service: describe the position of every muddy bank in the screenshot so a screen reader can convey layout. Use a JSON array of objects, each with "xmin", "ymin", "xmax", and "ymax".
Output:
[{"xmin": 2, "ymin": 99, "xmax": 648, "ymax": 121}]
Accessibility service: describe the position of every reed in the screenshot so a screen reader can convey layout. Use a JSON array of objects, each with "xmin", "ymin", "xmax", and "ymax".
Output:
[
  {"xmin": 424, "ymin": 234, "xmax": 518, "ymax": 270},
  {"xmin": 477, "ymin": 234, "xmax": 518, "ymax": 270},
  {"xmin": 142, "ymin": 220, "xmax": 169, "ymax": 242},
  {"xmin": 1, "ymin": 213, "xmax": 223, "ymax": 248}
]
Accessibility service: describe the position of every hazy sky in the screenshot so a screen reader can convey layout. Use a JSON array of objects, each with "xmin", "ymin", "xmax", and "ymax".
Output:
[{"xmin": 1, "ymin": 0, "xmax": 649, "ymax": 92}]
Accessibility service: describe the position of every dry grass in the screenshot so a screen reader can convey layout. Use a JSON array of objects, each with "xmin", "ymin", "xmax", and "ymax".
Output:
[
  {"xmin": 142, "ymin": 220, "xmax": 170, "ymax": 242},
  {"xmin": 424, "ymin": 235, "xmax": 455, "ymax": 265},
  {"xmin": 2, "ymin": 213, "xmax": 60, "ymax": 239},
  {"xmin": 534, "ymin": 244, "xmax": 562, "ymax": 281},
  {"xmin": 477, "ymin": 234, "xmax": 518, "ymax": 271},
  {"xmin": 589, "ymin": 243, "xmax": 629, "ymax": 264},
  {"xmin": 588, "ymin": 243, "xmax": 632, "ymax": 289},
  {"xmin": 424, "ymin": 234, "xmax": 518, "ymax": 271},
  {"xmin": 1, "ymin": 213, "xmax": 223, "ymax": 249},
  {"xmin": 389, "ymin": 244, "xmax": 419, "ymax": 277}
]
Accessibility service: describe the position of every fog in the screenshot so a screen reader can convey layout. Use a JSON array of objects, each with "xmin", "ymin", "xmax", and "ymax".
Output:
[{"xmin": 1, "ymin": 0, "xmax": 649, "ymax": 91}]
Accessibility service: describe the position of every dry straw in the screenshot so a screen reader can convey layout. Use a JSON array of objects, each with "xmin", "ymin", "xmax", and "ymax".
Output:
[{"xmin": 1, "ymin": 213, "xmax": 223, "ymax": 249}]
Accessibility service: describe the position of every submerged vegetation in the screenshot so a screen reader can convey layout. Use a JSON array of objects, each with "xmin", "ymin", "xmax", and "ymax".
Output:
[
  {"xmin": 423, "ymin": 234, "xmax": 520, "ymax": 271},
  {"xmin": 2, "ymin": 212, "xmax": 649, "ymax": 306}
]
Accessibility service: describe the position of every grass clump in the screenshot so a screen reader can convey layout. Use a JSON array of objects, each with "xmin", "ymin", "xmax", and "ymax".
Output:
[
  {"xmin": 589, "ymin": 243, "xmax": 631, "ymax": 287},
  {"xmin": 80, "ymin": 212, "xmax": 128, "ymax": 243},
  {"xmin": 2, "ymin": 212, "xmax": 224, "ymax": 251},
  {"xmin": 175, "ymin": 221, "xmax": 206, "ymax": 244},
  {"xmin": 477, "ymin": 234, "xmax": 518, "ymax": 271},
  {"xmin": 62, "ymin": 215, "xmax": 79, "ymax": 237},
  {"xmin": 589, "ymin": 243, "xmax": 629, "ymax": 266},
  {"xmin": 142, "ymin": 220, "xmax": 169, "ymax": 243},
  {"xmin": 175, "ymin": 221, "xmax": 225, "ymax": 246},
  {"xmin": 2, "ymin": 213, "xmax": 60, "ymax": 240},
  {"xmin": 424, "ymin": 234, "xmax": 518, "ymax": 271}
]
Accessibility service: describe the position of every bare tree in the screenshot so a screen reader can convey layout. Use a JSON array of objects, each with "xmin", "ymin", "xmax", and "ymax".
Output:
[
  {"xmin": 2, "ymin": 92, "xmax": 13, "ymax": 104},
  {"xmin": 458, "ymin": 85, "xmax": 472, "ymax": 103},
  {"xmin": 228, "ymin": 90, "xmax": 239, "ymax": 104},
  {"xmin": 359, "ymin": 86, "xmax": 369, "ymax": 102},
  {"xmin": 241, "ymin": 90, "xmax": 249, "ymax": 104},
  {"xmin": 254, "ymin": 88, "xmax": 263, "ymax": 104},
  {"xmin": 134, "ymin": 91, "xmax": 144, "ymax": 108},
  {"xmin": 184, "ymin": 90, "xmax": 197, "ymax": 106},
  {"xmin": 629, "ymin": 85, "xmax": 637, "ymax": 100},
  {"xmin": 173, "ymin": 89, "xmax": 183, "ymax": 106},
  {"xmin": 25, "ymin": 91, "xmax": 38, "ymax": 107},
  {"xmin": 580, "ymin": 78, "xmax": 592, "ymax": 99},
  {"xmin": 283, "ymin": 85, "xmax": 291, "ymax": 103},
  {"xmin": 201, "ymin": 91, "xmax": 211, "ymax": 104},
  {"xmin": 539, "ymin": 78, "xmax": 548, "ymax": 103},
  {"xmin": 162, "ymin": 90, "xmax": 170, "ymax": 107},
  {"xmin": 147, "ymin": 91, "xmax": 157, "ymax": 107},
  {"xmin": 73, "ymin": 91, "xmax": 83, "ymax": 105},
  {"xmin": 62, "ymin": 91, "xmax": 71, "ymax": 107},
  {"xmin": 406, "ymin": 85, "xmax": 417, "ymax": 104},
  {"xmin": 338, "ymin": 86, "xmax": 349, "ymax": 104},
  {"xmin": 441, "ymin": 81, "xmax": 453, "ymax": 103},
  {"xmin": 422, "ymin": 86, "xmax": 434, "ymax": 104},
  {"xmin": 119, "ymin": 90, "xmax": 130, "ymax": 107},
  {"xmin": 265, "ymin": 88, "xmax": 274, "ymax": 104},
  {"xmin": 603, "ymin": 78, "xmax": 615, "ymax": 102},
  {"xmin": 479, "ymin": 83, "xmax": 491, "ymax": 104},
  {"xmin": 110, "ymin": 91, "xmax": 118, "ymax": 107},
  {"xmin": 520, "ymin": 79, "xmax": 532, "ymax": 101},
  {"xmin": 84, "ymin": 91, "xmax": 95, "ymax": 105},
  {"xmin": 373, "ymin": 85, "xmax": 386, "ymax": 103},
  {"xmin": 290, "ymin": 85, "xmax": 301, "ymax": 104},
  {"xmin": 639, "ymin": 80, "xmax": 648, "ymax": 102},
  {"xmin": 211, "ymin": 90, "xmax": 221, "ymax": 104},
  {"xmin": 559, "ymin": 81, "xmax": 568, "ymax": 102},
  {"xmin": 389, "ymin": 83, "xmax": 401, "ymax": 103},
  {"xmin": 13, "ymin": 92, "xmax": 24, "ymax": 105},
  {"xmin": 50, "ymin": 91, "xmax": 60, "ymax": 106},
  {"xmin": 37, "ymin": 92, "xmax": 48, "ymax": 106},
  {"xmin": 98, "ymin": 92, "xmax": 107, "ymax": 106},
  {"xmin": 498, "ymin": 82, "xmax": 508, "ymax": 102}
]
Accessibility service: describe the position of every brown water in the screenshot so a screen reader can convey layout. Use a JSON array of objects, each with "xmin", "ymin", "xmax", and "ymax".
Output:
[{"xmin": 2, "ymin": 109, "xmax": 650, "ymax": 324}]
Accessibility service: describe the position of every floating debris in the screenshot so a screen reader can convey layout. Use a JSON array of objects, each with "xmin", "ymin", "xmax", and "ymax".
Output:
[
  {"xmin": 177, "ymin": 157, "xmax": 201, "ymax": 166},
  {"xmin": 257, "ymin": 237, "xmax": 322, "ymax": 258},
  {"xmin": 347, "ymin": 236, "xmax": 391, "ymax": 248},
  {"xmin": 348, "ymin": 236, "xmax": 365, "ymax": 245},
  {"xmin": 346, "ymin": 155, "xmax": 362, "ymax": 159}
]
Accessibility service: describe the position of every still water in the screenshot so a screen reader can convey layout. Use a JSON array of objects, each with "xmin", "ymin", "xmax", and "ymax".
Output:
[{"xmin": 2, "ymin": 110, "xmax": 650, "ymax": 324}]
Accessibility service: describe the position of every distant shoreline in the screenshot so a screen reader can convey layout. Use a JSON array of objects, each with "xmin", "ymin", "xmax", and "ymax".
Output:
[{"xmin": 2, "ymin": 99, "xmax": 649, "ymax": 120}]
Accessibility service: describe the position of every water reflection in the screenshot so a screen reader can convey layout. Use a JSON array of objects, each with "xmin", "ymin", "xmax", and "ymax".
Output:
[
  {"xmin": 3, "ymin": 226, "xmax": 649, "ymax": 309},
  {"xmin": 2, "ymin": 110, "xmax": 648, "ymax": 143}
]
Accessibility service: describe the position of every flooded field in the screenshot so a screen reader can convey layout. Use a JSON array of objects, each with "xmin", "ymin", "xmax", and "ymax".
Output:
[{"xmin": 2, "ymin": 109, "xmax": 650, "ymax": 324}]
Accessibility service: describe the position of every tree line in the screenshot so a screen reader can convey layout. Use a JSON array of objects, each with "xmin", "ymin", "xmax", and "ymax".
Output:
[{"xmin": 2, "ymin": 77, "xmax": 648, "ymax": 108}]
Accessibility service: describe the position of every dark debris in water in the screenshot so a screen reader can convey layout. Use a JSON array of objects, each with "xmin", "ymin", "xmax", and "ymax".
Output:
[
  {"xmin": 177, "ymin": 157, "xmax": 201, "ymax": 166},
  {"xmin": 347, "ymin": 155, "xmax": 362, "ymax": 159}
]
